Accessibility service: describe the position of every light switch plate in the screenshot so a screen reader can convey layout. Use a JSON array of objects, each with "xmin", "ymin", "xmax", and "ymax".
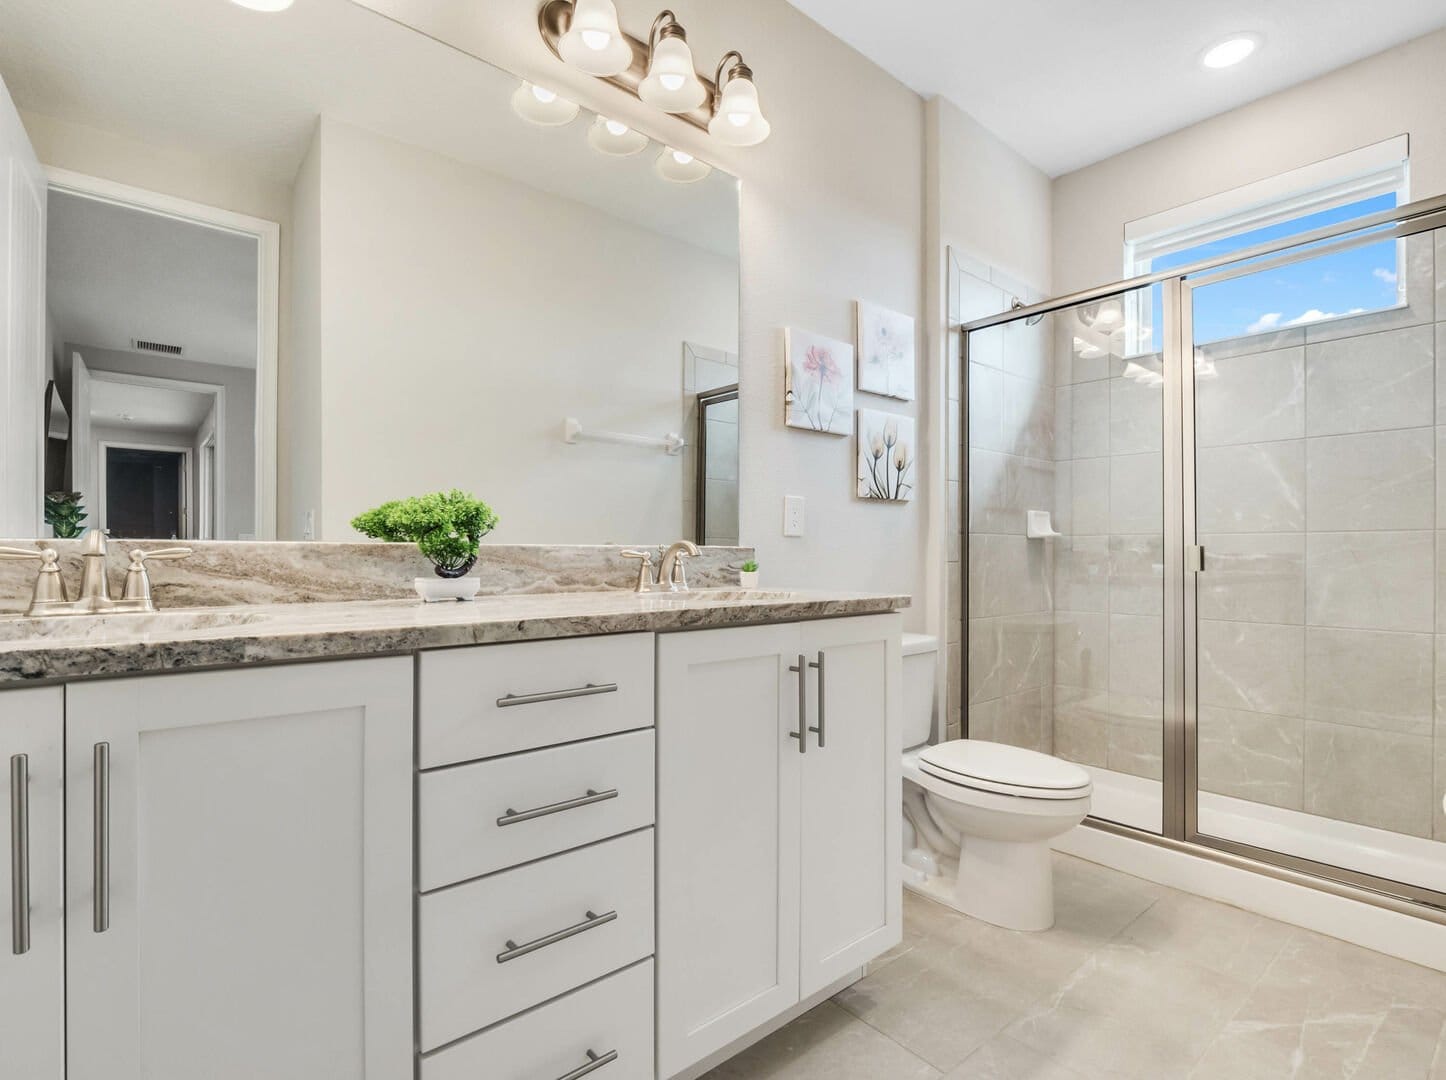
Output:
[{"xmin": 783, "ymin": 495, "xmax": 805, "ymax": 537}]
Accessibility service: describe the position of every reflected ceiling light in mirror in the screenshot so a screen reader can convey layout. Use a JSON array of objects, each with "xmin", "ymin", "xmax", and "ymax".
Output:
[
  {"xmin": 558, "ymin": 0, "xmax": 632, "ymax": 77},
  {"xmin": 640, "ymin": 11, "xmax": 707, "ymax": 112},
  {"xmin": 655, "ymin": 147, "xmax": 712, "ymax": 184},
  {"xmin": 227, "ymin": 0, "xmax": 295, "ymax": 10},
  {"xmin": 588, "ymin": 115, "xmax": 649, "ymax": 156},
  {"xmin": 1201, "ymin": 33, "xmax": 1260, "ymax": 69},
  {"xmin": 708, "ymin": 53, "xmax": 770, "ymax": 147},
  {"xmin": 510, "ymin": 81, "xmax": 580, "ymax": 126}
]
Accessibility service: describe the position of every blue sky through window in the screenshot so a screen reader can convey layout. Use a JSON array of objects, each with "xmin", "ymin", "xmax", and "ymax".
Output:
[{"xmin": 1144, "ymin": 193, "xmax": 1402, "ymax": 346}]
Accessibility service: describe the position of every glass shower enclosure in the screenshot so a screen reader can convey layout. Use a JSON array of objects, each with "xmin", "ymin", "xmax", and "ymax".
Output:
[{"xmin": 960, "ymin": 194, "xmax": 1446, "ymax": 917}]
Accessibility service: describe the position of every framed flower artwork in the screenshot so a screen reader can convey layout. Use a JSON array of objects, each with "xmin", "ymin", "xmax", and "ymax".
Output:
[
  {"xmin": 784, "ymin": 328, "xmax": 854, "ymax": 435},
  {"xmin": 857, "ymin": 408, "xmax": 915, "ymax": 501},
  {"xmin": 856, "ymin": 300, "xmax": 915, "ymax": 401}
]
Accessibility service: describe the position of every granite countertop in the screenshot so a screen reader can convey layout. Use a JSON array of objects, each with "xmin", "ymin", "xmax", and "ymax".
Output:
[{"xmin": 0, "ymin": 588, "xmax": 910, "ymax": 684}]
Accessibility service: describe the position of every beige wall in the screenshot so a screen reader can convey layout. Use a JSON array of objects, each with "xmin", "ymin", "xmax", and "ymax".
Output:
[
  {"xmin": 1053, "ymin": 28, "xmax": 1446, "ymax": 294},
  {"xmin": 293, "ymin": 118, "xmax": 740, "ymax": 544},
  {"xmin": 354, "ymin": 0, "xmax": 929, "ymax": 608},
  {"xmin": 282, "ymin": 127, "xmax": 323, "ymax": 539}
]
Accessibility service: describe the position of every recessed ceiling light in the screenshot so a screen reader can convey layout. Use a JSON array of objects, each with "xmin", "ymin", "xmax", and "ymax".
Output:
[
  {"xmin": 227, "ymin": 0, "xmax": 295, "ymax": 11},
  {"xmin": 1202, "ymin": 34, "xmax": 1260, "ymax": 69}
]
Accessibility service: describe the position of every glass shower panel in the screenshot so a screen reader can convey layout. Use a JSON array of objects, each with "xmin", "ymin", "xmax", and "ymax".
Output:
[
  {"xmin": 966, "ymin": 284, "xmax": 1164, "ymax": 834},
  {"xmin": 1187, "ymin": 228, "xmax": 1446, "ymax": 894}
]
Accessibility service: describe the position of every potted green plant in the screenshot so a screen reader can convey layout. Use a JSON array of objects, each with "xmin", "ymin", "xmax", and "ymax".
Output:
[
  {"xmin": 350, "ymin": 490, "xmax": 499, "ymax": 602},
  {"xmin": 44, "ymin": 491, "xmax": 86, "ymax": 539},
  {"xmin": 739, "ymin": 559, "xmax": 759, "ymax": 589}
]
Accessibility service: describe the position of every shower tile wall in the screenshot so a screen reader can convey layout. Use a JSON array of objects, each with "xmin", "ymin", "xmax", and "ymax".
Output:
[
  {"xmin": 1194, "ymin": 231, "xmax": 1443, "ymax": 841},
  {"xmin": 1050, "ymin": 300, "xmax": 1165, "ymax": 784},
  {"xmin": 956, "ymin": 253, "xmax": 1053, "ymax": 751}
]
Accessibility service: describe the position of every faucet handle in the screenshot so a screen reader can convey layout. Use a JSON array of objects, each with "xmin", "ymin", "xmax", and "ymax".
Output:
[
  {"xmin": 123, "ymin": 547, "xmax": 193, "ymax": 602},
  {"xmin": 0, "ymin": 546, "xmax": 68, "ymax": 609},
  {"xmin": 620, "ymin": 549, "xmax": 656, "ymax": 593}
]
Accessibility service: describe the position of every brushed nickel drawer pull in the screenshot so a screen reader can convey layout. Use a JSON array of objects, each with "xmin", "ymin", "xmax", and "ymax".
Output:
[
  {"xmin": 787, "ymin": 654, "xmax": 807, "ymax": 754},
  {"xmin": 497, "ymin": 788, "xmax": 619, "ymax": 827},
  {"xmin": 93, "ymin": 742, "xmax": 110, "ymax": 934},
  {"xmin": 556, "ymin": 1048, "xmax": 618, "ymax": 1080},
  {"xmin": 496, "ymin": 683, "xmax": 619, "ymax": 709},
  {"xmin": 10, "ymin": 754, "xmax": 28, "ymax": 955},
  {"xmin": 497, "ymin": 908, "xmax": 617, "ymax": 964},
  {"xmin": 809, "ymin": 652, "xmax": 826, "ymax": 748}
]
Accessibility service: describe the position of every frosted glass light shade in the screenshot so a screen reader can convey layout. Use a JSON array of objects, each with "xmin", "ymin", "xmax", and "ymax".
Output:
[
  {"xmin": 655, "ymin": 147, "xmax": 712, "ymax": 184},
  {"xmin": 708, "ymin": 71, "xmax": 770, "ymax": 146},
  {"xmin": 510, "ymin": 82, "xmax": 580, "ymax": 126},
  {"xmin": 587, "ymin": 115, "xmax": 649, "ymax": 156},
  {"xmin": 558, "ymin": 0, "xmax": 632, "ymax": 77},
  {"xmin": 640, "ymin": 33, "xmax": 707, "ymax": 112}
]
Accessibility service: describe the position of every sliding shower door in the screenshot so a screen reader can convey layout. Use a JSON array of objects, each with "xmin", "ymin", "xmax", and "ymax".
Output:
[{"xmin": 1182, "ymin": 223, "xmax": 1446, "ymax": 905}]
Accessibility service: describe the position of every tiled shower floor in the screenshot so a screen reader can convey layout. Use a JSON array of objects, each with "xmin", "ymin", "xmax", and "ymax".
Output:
[{"xmin": 702, "ymin": 854, "xmax": 1446, "ymax": 1079}]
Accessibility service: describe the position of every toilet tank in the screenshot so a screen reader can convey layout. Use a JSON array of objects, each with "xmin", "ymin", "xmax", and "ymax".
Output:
[{"xmin": 901, "ymin": 633, "xmax": 939, "ymax": 749}]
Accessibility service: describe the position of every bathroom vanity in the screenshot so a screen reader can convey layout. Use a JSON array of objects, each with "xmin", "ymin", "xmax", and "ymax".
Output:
[{"xmin": 0, "ymin": 582, "xmax": 905, "ymax": 1080}]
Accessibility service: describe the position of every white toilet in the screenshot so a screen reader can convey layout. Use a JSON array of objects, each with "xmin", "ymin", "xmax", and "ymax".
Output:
[{"xmin": 899, "ymin": 634, "xmax": 1091, "ymax": 932}]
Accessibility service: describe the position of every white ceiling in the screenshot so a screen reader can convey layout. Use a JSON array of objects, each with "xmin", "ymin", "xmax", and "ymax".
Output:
[
  {"xmin": 89, "ymin": 379, "xmax": 215, "ymax": 435},
  {"xmin": 785, "ymin": 0, "xmax": 1446, "ymax": 176},
  {"xmin": 48, "ymin": 190, "xmax": 260, "ymax": 369},
  {"xmin": 0, "ymin": 0, "xmax": 739, "ymax": 258}
]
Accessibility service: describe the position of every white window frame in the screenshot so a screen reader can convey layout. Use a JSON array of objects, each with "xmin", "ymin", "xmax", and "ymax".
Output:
[{"xmin": 1121, "ymin": 135, "xmax": 1410, "ymax": 354}]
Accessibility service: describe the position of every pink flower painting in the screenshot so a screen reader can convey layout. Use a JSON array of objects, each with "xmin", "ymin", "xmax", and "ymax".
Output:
[{"xmin": 785, "ymin": 328, "xmax": 854, "ymax": 435}]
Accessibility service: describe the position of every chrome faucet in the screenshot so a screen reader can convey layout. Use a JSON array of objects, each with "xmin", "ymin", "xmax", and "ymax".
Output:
[
  {"xmin": 620, "ymin": 540, "xmax": 699, "ymax": 593},
  {"xmin": 0, "ymin": 528, "xmax": 192, "ymax": 617}
]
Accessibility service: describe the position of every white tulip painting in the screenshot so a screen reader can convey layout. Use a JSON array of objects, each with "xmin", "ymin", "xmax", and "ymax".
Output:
[{"xmin": 857, "ymin": 408, "xmax": 915, "ymax": 502}]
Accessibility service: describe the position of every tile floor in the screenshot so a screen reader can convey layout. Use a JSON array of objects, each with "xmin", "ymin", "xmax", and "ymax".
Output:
[{"xmin": 702, "ymin": 854, "xmax": 1446, "ymax": 1079}]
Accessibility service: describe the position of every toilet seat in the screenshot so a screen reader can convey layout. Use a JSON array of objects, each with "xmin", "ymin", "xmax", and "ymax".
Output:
[{"xmin": 918, "ymin": 740, "xmax": 1092, "ymax": 801}]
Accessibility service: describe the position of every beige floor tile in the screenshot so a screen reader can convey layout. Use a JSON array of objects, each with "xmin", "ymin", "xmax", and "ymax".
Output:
[
  {"xmin": 701, "ymin": 1000, "xmax": 940, "ymax": 1080},
  {"xmin": 833, "ymin": 949, "xmax": 1023, "ymax": 1071},
  {"xmin": 942, "ymin": 1034, "xmax": 1090, "ymax": 1079},
  {"xmin": 1113, "ymin": 890, "xmax": 1293, "ymax": 982}
]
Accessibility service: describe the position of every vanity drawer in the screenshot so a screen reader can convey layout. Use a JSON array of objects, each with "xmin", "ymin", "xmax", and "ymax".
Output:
[
  {"xmin": 419, "ymin": 828, "xmax": 655, "ymax": 1051},
  {"xmin": 420, "ymin": 729, "xmax": 655, "ymax": 890},
  {"xmin": 419, "ymin": 633, "xmax": 654, "ymax": 767},
  {"xmin": 421, "ymin": 959, "xmax": 654, "ymax": 1080}
]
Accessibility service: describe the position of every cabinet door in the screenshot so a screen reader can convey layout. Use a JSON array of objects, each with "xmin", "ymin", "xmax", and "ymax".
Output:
[
  {"xmin": 0, "ymin": 687, "xmax": 64, "ymax": 1079},
  {"xmin": 798, "ymin": 614, "xmax": 902, "ymax": 997},
  {"xmin": 64, "ymin": 658, "xmax": 414, "ymax": 1080},
  {"xmin": 657, "ymin": 624, "xmax": 802, "ymax": 1079}
]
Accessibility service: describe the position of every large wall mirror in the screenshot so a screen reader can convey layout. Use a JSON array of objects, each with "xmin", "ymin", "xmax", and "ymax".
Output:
[{"xmin": 0, "ymin": 0, "xmax": 741, "ymax": 546}]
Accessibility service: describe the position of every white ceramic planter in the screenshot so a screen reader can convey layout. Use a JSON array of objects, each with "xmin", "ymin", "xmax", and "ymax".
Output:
[
  {"xmin": 414, "ymin": 576, "xmax": 482, "ymax": 603},
  {"xmin": 739, "ymin": 570, "xmax": 759, "ymax": 589}
]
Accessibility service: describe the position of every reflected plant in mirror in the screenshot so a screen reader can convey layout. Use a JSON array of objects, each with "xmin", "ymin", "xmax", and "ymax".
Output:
[{"xmin": 43, "ymin": 492, "xmax": 86, "ymax": 539}]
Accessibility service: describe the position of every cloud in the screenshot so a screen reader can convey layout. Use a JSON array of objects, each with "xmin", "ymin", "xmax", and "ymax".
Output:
[
  {"xmin": 1246, "ymin": 312, "xmax": 1282, "ymax": 334},
  {"xmin": 1284, "ymin": 307, "xmax": 1365, "ymax": 326},
  {"xmin": 1373, "ymin": 267, "xmax": 1398, "ymax": 285}
]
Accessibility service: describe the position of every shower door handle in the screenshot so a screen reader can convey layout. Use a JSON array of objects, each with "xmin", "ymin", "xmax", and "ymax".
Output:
[{"xmin": 1187, "ymin": 545, "xmax": 1205, "ymax": 573}]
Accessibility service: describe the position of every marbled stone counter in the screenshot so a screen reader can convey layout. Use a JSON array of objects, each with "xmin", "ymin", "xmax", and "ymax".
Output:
[
  {"xmin": 0, "ymin": 589, "xmax": 909, "ymax": 684},
  {"xmin": 0, "ymin": 541, "xmax": 753, "ymax": 614}
]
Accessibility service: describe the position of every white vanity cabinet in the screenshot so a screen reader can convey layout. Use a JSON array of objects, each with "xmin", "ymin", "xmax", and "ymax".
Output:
[
  {"xmin": 656, "ymin": 614, "xmax": 902, "ymax": 1078},
  {"xmin": 0, "ymin": 687, "xmax": 65, "ymax": 1080},
  {"xmin": 62, "ymin": 657, "xmax": 414, "ymax": 1080}
]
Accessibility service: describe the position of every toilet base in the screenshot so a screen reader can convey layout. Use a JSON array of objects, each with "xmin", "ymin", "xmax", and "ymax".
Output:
[{"xmin": 953, "ymin": 834, "xmax": 1055, "ymax": 931}]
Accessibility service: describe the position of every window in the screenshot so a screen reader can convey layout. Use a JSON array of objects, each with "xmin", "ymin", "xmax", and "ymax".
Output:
[{"xmin": 1122, "ymin": 136, "xmax": 1409, "ymax": 349}]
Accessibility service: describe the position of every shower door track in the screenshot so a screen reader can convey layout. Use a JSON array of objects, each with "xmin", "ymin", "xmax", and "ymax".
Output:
[{"xmin": 960, "ymin": 194, "xmax": 1446, "ymax": 924}]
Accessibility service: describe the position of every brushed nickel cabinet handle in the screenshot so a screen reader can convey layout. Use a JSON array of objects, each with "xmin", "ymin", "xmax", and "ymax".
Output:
[
  {"xmin": 496, "ymin": 908, "xmax": 616, "ymax": 964},
  {"xmin": 10, "ymin": 754, "xmax": 28, "ymax": 955},
  {"xmin": 556, "ymin": 1049, "xmax": 619, "ymax": 1080},
  {"xmin": 497, "ymin": 787, "xmax": 619, "ymax": 827},
  {"xmin": 496, "ymin": 683, "xmax": 618, "ymax": 709},
  {"xmin": 808, "ymin": 652, "xmax": 826, "ymax": 748},
  {"xmin": 93, "ymin": 742, "xmax": 110, "ymax": 934},
  {"xmin": 787, "ymin": 654, "xmax": 807, "ymax": 754}
]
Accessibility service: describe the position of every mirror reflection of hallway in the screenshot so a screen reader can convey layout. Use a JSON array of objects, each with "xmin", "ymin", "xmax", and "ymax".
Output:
[{"xmin": 102, "ymin": 445, "xmax": 186, "ymax": 539}]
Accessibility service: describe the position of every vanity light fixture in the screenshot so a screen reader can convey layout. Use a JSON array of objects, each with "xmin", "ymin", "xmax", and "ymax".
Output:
[
  {"xmin": 557, "ymin": 0, "xmax": 632, "ymax": 76},
  {"xmin": 510, "ymin": 81, "xmax": 581, "ymax": 126},
  {"xmin": 539, "ymin": 1, "xmax": 770, "ymax": 145},
  {"xmin": 708, "ymin": 52, "xmax": 770, "ymax": 147},
  {"xmin": 227, "ymin": 0, "xmax": 295, "ymax": 10},
  {"xmin": 639, "ymin": 11, "xmax": 708, "ymax": 113},
  {"xmin": 587, "ymin": 115, "xmax": 649, "ymax": 156},
  {"xmin": 655, "ymin": 147, "xmax": 712, "ymax": 184}
]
